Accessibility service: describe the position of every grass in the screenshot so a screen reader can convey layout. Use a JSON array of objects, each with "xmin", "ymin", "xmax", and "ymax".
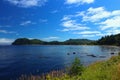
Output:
[
  {"xmin": 18, "ymin": 55, "xmax": 120, "ymax": 80},
  {"xmin": 81, "ymin": 56, "xmax": 120, "ymax": 80}
]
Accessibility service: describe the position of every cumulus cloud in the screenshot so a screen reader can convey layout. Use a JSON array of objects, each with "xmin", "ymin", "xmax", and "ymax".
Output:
[
  {"xmin": 65, "ymin": 0, "xmax": 94, "ymax": 5},
  {"xmin": 106, "ymin": 29, "xmax": 120, "ymax": 35},
  {"xmin": 100, "ymin": 16, "xmax": 120, "ymax": 30},
  {"xmin": 61, "ymin": 15, "xmax": 72, "ymax": 21},
  {"xmin": 77, "ymin": 7, "xmax": 111, "ymax": 22},
  {"xmin": 61, "ymin": 15, "xmax": 89, "ymax": 31},
  {"xmin": 61, "ymin": 6, "xmax": 120, "ymax": 37},
  {"xmin": 77, "ymin": 7, "xmax": 120, "ymax": 23},
  {"xmin": 0, "ymin": 38, "xmax": 14, "ymax": 45},
  {"xmin": 6, "ymin": 0, "xmax": 47, "ymax": 8},
  {"xmin": 61, "ymin": 20, "xmax": 89, "ymax": 31},
  {"xmin": 77, "ymin": 7, "xmax": 120, "ymax": 36}
]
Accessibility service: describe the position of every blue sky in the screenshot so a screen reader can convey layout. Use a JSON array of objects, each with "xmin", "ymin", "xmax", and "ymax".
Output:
[{"xmin": 0, "ymin": 0, "xmax": 120, "ymax": 44}]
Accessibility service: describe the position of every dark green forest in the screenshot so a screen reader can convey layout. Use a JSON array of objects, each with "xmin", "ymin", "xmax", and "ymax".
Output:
[{"xmin": 97, "ymin": 34, "xmax": 120, "ymax": 46}]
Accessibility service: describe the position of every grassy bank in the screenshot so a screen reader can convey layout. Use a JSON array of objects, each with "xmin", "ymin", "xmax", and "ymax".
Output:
[{"xmin": 19, "ymin": 55, "xmax": 120, "ymax": 80}]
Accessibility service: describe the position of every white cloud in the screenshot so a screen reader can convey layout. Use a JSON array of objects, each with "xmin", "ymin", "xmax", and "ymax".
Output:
[
  {"xmin": 42, "ymin": 36, "xmax": 60, "ymax": 41},
  {"xmin": 77, "ymin": 7, "xmax": 120, "ymax": 23},
  {"xmin": 73, "ymin": 31, "xmax": 101, "ymax": 35},
  {"xmin": 100, "ymin": 16, "xmax": 120, "ymax": 30},
  {"xmin": 60, "ymin": 6, "xmax": 120, "ymax": 38},
  {"xmin": 61, "ymin": 20, "xmax": 89, "ymax": 31},
  {"xmin": 0, "ymin": 30, "xmax": 15, "ymax": 34},
  {"xmin": 73, "ymin": 31, "xmax": 107, "ymax": 38},
  {"xmin": 20, "ymin": 20, "xmax": 35, "ymax": 26},
  {"xmin": 6, "ymin": 0, "xmax": 47, "ymax": 8},
  {"xmin": 39, "ymin": 19, "xmax": 48, "ymax": 23},
  {"xmin": 51, "ymin": 10, "xmax": 59, "ymax": 14},
  {"xmin": 65, "ymin": 0, "xmax": 94, "ymax": 5},
  {"xmin": 82, "ymin": 34, "xmax": 95, "ymax": 37},
  {"xmin": 0, "ymin": 38, "xmax": 14, "ymax": 45},
  {"xmin": 77, "ymin": 7, "xmax": 111, "ymax": 22},
  {"xmin": 75, "ymin": 6, "xmax": 120, "ymax": 34},
  {"xmin": 107, "ymin": 29, "xmax": 120, "ymax": 35},
  {"xmin": 61, "ymin": 15, "xmax": 72, "ymax": 21}
]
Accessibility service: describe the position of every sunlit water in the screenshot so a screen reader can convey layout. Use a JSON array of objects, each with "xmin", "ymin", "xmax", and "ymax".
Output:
[{"xmin": 0, "ymin": 45, "xmax": 120, "ymax": 80}]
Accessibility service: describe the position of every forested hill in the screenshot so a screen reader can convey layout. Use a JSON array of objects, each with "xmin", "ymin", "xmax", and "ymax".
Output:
[
  {"xmin": 12, "ymin": 33, "xmax": 120, "ymax": 45},
  {"xmin": 63, "ymin": 39, "xmax": 94, "ymax": 45},
  {"xmin": 12, "ymin": 38, "xmax": 94, "ymax": 45},
  {"xmin": 97, "ymin": 34, "xmax": 120, "ymax": 46}
]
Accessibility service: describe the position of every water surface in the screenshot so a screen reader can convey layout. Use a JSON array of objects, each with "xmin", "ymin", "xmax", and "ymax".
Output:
[{"xmin": 0, "ymin": 45, "xmax": 120, "ymax": 80}]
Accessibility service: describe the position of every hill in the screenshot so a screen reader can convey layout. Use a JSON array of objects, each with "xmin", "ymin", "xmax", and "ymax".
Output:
[
  {"xmin": 12, "ymin": 38, "xmax": 94, "ymax": 45},
  {"xmin": 64, "ymin": 39, "xmax": 94, "ymax": 45}
]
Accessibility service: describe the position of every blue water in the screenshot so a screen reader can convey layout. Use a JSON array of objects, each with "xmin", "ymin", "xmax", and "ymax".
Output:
[{"xmin": 0, "ymin": 45, "xmax": 120, "ymax": 80}]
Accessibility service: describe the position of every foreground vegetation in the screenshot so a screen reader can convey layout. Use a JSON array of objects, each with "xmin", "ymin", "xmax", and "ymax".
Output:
[{"xmin": 19, "ymin": 54, "xmax": 120, "ymax": 80}]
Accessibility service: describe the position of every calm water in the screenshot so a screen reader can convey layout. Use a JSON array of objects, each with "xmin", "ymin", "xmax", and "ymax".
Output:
[{"xmin": 0, "ymin": 45, "xmax": 120, "ymax": 80}]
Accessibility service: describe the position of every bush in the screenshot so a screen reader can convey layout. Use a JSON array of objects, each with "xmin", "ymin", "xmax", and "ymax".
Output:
[
  {"xmin": 118, "ymin": 52, "xmax": 120, "ymax": 56},
  {"xmin": 68, "ymin": 57, "xmax": 84, "ymax": 76}
]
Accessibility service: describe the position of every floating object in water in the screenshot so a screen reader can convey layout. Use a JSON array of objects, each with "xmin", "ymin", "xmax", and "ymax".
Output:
[
  {"xmin": 87, "ymin": 54, "xmax": 96, "ymax": 57},
  {"xmin": 73, "ymin": 52, "xmax": 76, "ymax": 54},
  {"xmin": 67, "ymin": 53, "xmax": 70, "ymax": 55},
  {"xmin": 111, "ymin": 52, "xmax": 114, "ymax": 55}
]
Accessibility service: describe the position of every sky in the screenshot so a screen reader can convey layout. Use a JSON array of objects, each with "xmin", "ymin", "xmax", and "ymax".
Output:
[{"xmin": 0, "ymin": 0, "xmax": 120, "ymax": 44}]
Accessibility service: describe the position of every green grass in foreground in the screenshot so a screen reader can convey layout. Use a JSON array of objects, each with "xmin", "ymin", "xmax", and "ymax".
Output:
[{"xmin": 19, "ymin": 55, "xmax": 120, "ymax": 80}]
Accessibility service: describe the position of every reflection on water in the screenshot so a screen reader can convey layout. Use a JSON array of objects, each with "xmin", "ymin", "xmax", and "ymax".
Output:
[{"xmin": 0, "ymin": 45, "xmax": 120, "ymax": 80}]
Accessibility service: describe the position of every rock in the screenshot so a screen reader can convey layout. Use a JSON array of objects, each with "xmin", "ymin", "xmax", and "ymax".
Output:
[
  {"xmin": 87, "ymin": 54, "xmax": 96, "ymax": 57},
  {"xmin": 73, "ymin": 52, "xmax": 76, "ymax": 54},
  {"xmin": 67, "ymin": 53, "xmax": 70, "ymax": 55},
  {"xmin": 111, "ymin": 53, "xmax": 114, "ymax": 55}
]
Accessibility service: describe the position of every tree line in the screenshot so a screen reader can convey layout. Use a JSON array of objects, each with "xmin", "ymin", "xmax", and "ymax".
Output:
[
  {"xmin": 12, "ymin": 33, "xmax": 120, "ymax": 45},
  {"xmin": 97, "ymin": 34, "xmax": 120, "ymax": 46}
]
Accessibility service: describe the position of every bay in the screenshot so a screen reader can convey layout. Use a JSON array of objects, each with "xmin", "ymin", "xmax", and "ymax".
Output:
[{"xmin": 0, "ymin": 45, "xmax": 120, "ymax": 80}]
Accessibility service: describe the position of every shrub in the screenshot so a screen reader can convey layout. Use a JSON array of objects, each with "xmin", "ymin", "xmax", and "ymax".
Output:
[
  {"xmin": 68, "ymin": 57, "xmax": 84, "ymax": 76},
  {"xmin": 118, "ymin": 52, "xmax": 120, "ymax": 56}
]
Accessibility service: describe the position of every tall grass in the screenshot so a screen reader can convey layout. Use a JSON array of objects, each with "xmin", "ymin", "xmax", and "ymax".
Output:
[
  {"xmin": 81, "ymin": 56, "xmax": 120, "ymax": 80},
  {"xmin": 18, "ymin": 70, "xmax": 68, "ymax": 80}
]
